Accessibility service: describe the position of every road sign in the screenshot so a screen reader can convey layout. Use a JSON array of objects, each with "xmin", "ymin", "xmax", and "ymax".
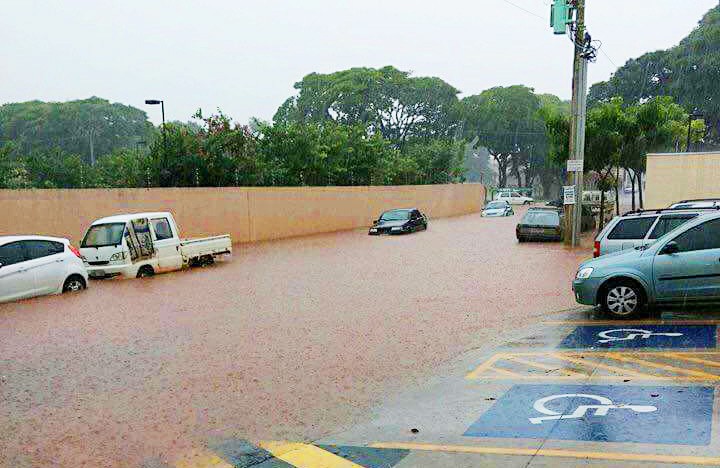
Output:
[
  {"xmin": 563, "ymin": 185, "xmax": 576, "ymax": 205},
  {"xmin": 566, "ymin": 159, "xmax": 584, "ymax": 172},
  {"xmin": 558, "ymin": 325, "xmax": 717, "ymax": 349},
  {"xmin": 464, "ymin": 384, "xmax": 714, "ymax": 445}
]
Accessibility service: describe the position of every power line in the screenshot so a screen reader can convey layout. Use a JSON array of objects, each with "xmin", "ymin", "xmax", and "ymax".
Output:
[{"xmin": 499, "ymin": 0, "xmax": 545, "ymax": 20}]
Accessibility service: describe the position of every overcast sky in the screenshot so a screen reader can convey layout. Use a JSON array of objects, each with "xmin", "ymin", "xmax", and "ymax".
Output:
[{"xmin": 1, "ymin": 1, "xmax": 717, "ymax": 125}]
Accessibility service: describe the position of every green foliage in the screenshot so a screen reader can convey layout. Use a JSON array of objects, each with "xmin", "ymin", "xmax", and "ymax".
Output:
[
  {"xmin": 588, "ymin": 4, "xmax": 720, "ymax": 143},
  {"xmin": 274, "ymin": 66, "xmax": 462, "ymax": 146},
  {"xmin": 0, "ymin": 97, "xmax": 155, "ymax": 163}
]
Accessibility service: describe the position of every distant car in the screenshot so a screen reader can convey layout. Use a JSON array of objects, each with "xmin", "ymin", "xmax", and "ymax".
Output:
[
  {"xmin": 573, "ymin": 211, "xmax": 720, "ymax": 319},
  {"xmin": 516, "ymin": 208, "xmax": 563, "ymax": 242},
  {"xmin": 482, "ymin": 200, "xmax": 514, "ymax": 217},
  {"xmin": 592, "ymin": 207, "xmax": 718, "ymax": 258},
  {"xmin": 546, "ymin": 199, "xmax": 563, "ymax": 208},
  {"xmin": 495, "ymin": 191, "xmax": 534, "ymax": 205},
  {"xmin": 0, "ymin": 235, "xmax": 88, "ymax": 304},
  {"xmin": 668, "ymin": 199, "xmax": 720, "ymax": 209},
  {"xmin": 369, "ymin": 208, "xmax": 427, "ymax": 235}
]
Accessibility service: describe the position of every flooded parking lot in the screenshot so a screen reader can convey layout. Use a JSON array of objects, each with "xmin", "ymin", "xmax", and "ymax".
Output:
[{"xmin": 2, "ymin": 208, "xmax": 595, "ymax": 467}]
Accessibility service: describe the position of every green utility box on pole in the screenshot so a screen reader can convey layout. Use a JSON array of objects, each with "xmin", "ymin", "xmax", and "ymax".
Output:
[{"xmin": 550, "ymin": 0, "xmax": 573, "ymax": 35}]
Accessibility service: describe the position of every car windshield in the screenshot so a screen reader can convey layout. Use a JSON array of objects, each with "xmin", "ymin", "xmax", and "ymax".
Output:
[
  {"xmin": 522, "ymin": 211, "xmax": 560, "ymax": 226},
  {"xmin": 486, "ymin": 202, "xmax": 506, "ymax": 209},
  {"xmin": 380, "ymin": 210, "xmax": 410, "ymax": 221},
  {"xmin": 81, "ymin": 223, "xmax": 126, "ymax": 247}
]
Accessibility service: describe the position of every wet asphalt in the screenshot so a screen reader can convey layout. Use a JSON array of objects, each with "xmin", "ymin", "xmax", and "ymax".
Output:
[{"xmin": 1, "ymin": 207, "xmax": 593, "ymax": 467}]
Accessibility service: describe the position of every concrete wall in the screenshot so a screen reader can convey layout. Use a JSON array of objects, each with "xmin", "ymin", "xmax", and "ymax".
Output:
[
  {"xmin": 0, "ymin": 184, "xmax": 485, "ymax": 245},
  {"xmin": 645, "ymin": 152, "xmax": 720, "ymax": 207}
]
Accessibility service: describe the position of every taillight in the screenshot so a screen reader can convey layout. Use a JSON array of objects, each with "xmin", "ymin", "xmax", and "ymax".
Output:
[
  {"xmin": 593, "ymin": 241, "xmax": 600, "ymax": 258},
  {"xmin": 68, "ymin": 245, "xmax": 82, "ymax": 259}
]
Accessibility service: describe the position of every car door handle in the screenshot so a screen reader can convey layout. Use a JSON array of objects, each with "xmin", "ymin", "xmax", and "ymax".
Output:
[{"xmin": 56, "ymin": 259, "xmax": 64, "ymax": 263}]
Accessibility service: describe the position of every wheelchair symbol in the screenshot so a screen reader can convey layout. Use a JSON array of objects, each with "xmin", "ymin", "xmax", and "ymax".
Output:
[
  {"xmin": 597, "ymin": 328, "xmax": 683, "ymax": 343},
  {"xmin": 529, "ymin": 393, "xmax": 657, "ymax": 424}
]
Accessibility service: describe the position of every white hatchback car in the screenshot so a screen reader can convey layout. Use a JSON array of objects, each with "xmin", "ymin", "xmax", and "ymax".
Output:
[{"xmin": 0, "ymin": 235, "xmax": 89, "ymax": 304}]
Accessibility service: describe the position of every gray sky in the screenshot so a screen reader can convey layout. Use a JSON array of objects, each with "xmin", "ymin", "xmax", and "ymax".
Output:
[{"xmin": 2, "ymin": 0, "xmax": 716, "ymax": 125}]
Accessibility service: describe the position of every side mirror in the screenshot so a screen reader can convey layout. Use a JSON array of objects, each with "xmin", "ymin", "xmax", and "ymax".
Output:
[{"xmin": 661, "ymin": 241, "xmax": 680, "ymax": 255}]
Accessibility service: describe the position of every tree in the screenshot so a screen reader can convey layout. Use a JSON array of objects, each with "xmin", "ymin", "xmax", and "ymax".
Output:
[
  {"xmin": 274, "ymin": 66, "xmax": 462, "ymax": 147},
  {"xmin": 0, "ymin": 97, "xmax": 155, "ymax": 164},
  {"xmin": 589, "ymin": 4, "xmax": 720, "ymax": 143},
  {"xmin": 462, "ymin": 86, "xmax": 546, "ymax": 187}
]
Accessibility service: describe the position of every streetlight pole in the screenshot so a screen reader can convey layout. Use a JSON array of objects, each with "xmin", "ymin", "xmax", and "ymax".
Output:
[
  {"xmin": 145, "ymin": 99, "xmax": 167, "ymax": 185},
  {"xmin": 686, "ymin": 108, "xmax": 703, "ymax": 152}
]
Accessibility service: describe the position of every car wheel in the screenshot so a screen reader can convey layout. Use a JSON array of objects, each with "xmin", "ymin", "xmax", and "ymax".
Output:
[
  {"xmin": 137, "ymin": 265, "xmax": 155, "ymax": 278},
  {"xmin": 62, "ymin": 275, "xmax": 86, "ymax": 293},
  {"xmin": 601, "ymin": 280, "xmax": 645, "ymax": 319}
]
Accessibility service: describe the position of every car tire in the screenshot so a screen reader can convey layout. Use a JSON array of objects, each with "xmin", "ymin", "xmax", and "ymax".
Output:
[
  {"xmin": 62, "ymin": 275, "xmax": 86, "ymax": 293},
  {"xmin": 600, "ymin": 280, "xmax": 646, "ymax": 319},
  {"xmin": 137, "ymin": 265, "xmax": 155, "ymax": 278},
  {"xmin": 517, "ymin": 236, "xmax": 525, "ymax": 243}
]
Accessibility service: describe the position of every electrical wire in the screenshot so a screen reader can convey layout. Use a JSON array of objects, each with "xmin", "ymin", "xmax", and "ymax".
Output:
[{"xmin": 499, "ymin": 0, "xmax": 546, "ymax": 20}]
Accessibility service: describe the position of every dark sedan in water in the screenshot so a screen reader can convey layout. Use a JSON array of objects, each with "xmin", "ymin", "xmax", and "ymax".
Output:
[
  {"xmin": 516, "ymin": 207, "xmax": 563, "ymax": 242},
  {"xmin": 369, "ymin": 208, "xmax": 428, "ymax": 235}
]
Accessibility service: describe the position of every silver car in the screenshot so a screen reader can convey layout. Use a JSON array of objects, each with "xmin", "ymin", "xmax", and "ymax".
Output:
[
  {"xmin": 593, "ymin": 207, "xmax": 717, "ymax": 258},
  {"xmin": 574, "ymin": 211, "xmax": 720, "ymax": 319},
  {"xmin": 482, "ymin": 200, "xmax": 514, "ymax": 217}
]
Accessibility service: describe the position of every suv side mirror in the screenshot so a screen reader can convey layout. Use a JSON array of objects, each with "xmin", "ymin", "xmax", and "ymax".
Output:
[{"xmin": 661, "ymin": 241, "xmax": 680, "ymax": 255}]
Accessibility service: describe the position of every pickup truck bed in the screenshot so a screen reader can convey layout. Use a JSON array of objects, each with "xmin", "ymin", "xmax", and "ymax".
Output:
[{"xmin": 180, "ymin": 235, "xmax": 232, "ymax": 263}]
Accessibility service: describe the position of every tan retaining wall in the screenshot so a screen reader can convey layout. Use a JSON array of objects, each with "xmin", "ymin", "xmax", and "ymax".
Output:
[
  {"xmin": 0, "ymin": 184, "xmax": 485, "ymax": 245},
  {"xmin": 645, "ymin": 152, "xmax": 720, "ymax": 207}
]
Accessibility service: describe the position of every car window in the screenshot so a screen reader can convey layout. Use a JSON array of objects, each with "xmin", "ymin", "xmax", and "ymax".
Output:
[
  {"xmin": 0, "ymin": 242, "xmax": 27, "ymax": 267},
  {"xmin": 606, "ymin": 217, "xmax": 657, "ymax": 240},
  {"xmin": 151, "ymin": 218, "xmax": 174, "ymax": 241},
  {"xmin": 672, "ymin": 218, "xmax": 720, "ymax": 252},
  {"xmin": 24, "ymin": 240, "xmax": 64, "ymax": 260},
  {"xmin": 647, "ymin": 214, "xmax": 698, "ymax": 240},
  {"xmin": 521, "ymin": 211, "xmax": 559, "ymax": 225},
  {"xmin": 82, "ymin": 223, "xmax": 126, "ymax": 247}
]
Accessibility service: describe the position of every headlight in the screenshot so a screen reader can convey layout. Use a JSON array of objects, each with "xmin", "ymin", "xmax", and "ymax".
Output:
[
  {"xmin": 369, "ymin": 228, "xmax": 377, "ymax": 232},
  {"xmin": 109, "ymin": 252, "xmax": 126, "ymax": 261},
  {"xmin": 576, "ymin": 267, "xmax": 594, "ymax": 279}
]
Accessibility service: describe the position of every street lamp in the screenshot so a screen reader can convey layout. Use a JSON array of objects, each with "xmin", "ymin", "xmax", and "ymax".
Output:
[
  {"xmin": 686, "ymin": 108, "xmax": 703, "ymax": 152},
  {"xmin": 145, "ymin": 99, "xmax": 168, "ymax": 185}
]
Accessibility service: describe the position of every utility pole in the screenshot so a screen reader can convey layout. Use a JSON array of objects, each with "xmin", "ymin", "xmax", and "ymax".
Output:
[{"xmin": 555, "ymin": 0, "xmax": 589, "ymax": 247}]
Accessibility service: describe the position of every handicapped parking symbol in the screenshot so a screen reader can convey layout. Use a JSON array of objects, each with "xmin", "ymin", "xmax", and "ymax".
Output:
[
  {"xmin": 528, "ymin": 393, "xmax": 657, "ymax": 424},
  {"xmin": 596, "ymin": 328, "xmax": 683, "ymax": 344}
]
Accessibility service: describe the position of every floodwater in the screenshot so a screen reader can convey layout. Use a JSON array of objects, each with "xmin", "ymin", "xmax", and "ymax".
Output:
[{"xmin": 0, "ymin": 207, "xmax": 589, "ymax": 467}]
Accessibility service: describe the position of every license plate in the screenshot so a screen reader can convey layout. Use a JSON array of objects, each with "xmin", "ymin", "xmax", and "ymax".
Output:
[
  {"xmin": 90, "ymin": 270, "xmax": 106, "ymax": 277},
  {"xmin": 530, "ymin": 228, "xmax": 544, "ymax": 234}
]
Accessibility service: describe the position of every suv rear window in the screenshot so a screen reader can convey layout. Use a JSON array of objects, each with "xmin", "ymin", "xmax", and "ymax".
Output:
[
  {"xmin": 647, "ymin": 214, "xmax": 698, "ymax": 239},
  {"xmin": 606, "ymin": 217, "xmax": 657, "ymax": 240}
]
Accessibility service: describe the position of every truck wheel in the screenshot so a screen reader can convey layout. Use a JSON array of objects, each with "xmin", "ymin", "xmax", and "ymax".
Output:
[
  {"xmin": 201, "ymin": 255, "xmax": 214, "ymax": 267},
  {"xmin": 137, "ymin": 265, "xmax": 155, "ymax": 278},
  {"xmin": 601, "ymin": 280, "xmax": 645, "ymax": 319}
]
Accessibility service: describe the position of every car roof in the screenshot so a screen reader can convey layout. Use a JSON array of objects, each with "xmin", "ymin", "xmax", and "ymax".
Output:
[
  {"xmin": 621, "ymin": 206, "xmax": 720, "ymax": 217},
  {"xmin": 528, "ymin": 206, "xmax": 560, "ymax": 211},
  {"xmin": 0, "ymin": 235, "xmax": 69, "ymax": 246},
  {"xmin": 90, "ymin": 212, "xmax": 172, "ymax": 225},
  {"xmin": 382, "ymin": 208, "xmax": 416, "ymax": 213}
]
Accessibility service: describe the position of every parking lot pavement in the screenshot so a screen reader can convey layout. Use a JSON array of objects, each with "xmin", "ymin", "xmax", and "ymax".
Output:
[
  {"xmin": 1, "ymin": 207, "xmax": 591, "ymax": 467},
  {"xmin": 243, "ymin": 306, "xmax": 720, "ymax": 468},
  {"xmin": 166, "ymin": 306, "xmax": 720, "ymax": 467}
]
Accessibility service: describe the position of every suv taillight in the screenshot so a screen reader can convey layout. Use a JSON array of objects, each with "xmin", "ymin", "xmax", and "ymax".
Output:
[
  {"xmin": 593, "ymin": 240, "xmax": 600, "ymax": 258},
  {"xmin": 68, "ymin": 245, "xmax": 82, "ymax": 259}
]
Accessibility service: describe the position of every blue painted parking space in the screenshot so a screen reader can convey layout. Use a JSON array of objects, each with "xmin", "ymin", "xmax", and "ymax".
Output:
[
  {"xmin": 464, "ymin": 384, "xmax": 714, "ymax": 445},
  {"xmin": 558, "ymin": 324, "xmax": 717, "ymax": 349}
]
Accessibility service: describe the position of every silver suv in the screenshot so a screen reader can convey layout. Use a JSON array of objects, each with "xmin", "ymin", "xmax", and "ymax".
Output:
[{"xmin": 593, "ymin": 207, "xmax": 720, "ymax": 258}]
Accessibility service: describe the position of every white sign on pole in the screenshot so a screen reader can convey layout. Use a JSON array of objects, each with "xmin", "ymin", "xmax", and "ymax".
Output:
[
  {"xmin": 566, "ymin": 159, "xmax": 584, "ymax": 172},
  {"xmin": 563, "ymin": 185, "xmax": 576, "ymax": 205}
]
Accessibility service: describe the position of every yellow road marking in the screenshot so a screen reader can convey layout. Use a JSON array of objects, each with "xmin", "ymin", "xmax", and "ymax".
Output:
[
  {"xmin": 487, "ymin": 366, "xmax": 523, "ymax": 378},
  {"xmin": 662, "ymin": 352, "xmax": 720, "ymax": 368},
  {"xmin": 504, "ymin": 355, "xmax": 585, "ymax": 377},
  {"xmin": 466, "ymin": 352, "xmax": 720, "ymax": 381},
  {"xmin": 175, "ymin": 451, "xmax": 235, "ymax": 468},
  {"xmin": 551, "ymin": 353, "xmax": 666, "ymax": 380},
  {"xmin": 369, "ymin": 442, "xmax": 720, "ymax": 465},
  {"xmin": 466, "ymin": 353, "xmax": 505, "ymax": 380},
  {"xmin": 259, "ymin": 441, "xmax": 363, "ymax": 468},
  {"xmin": 546, "ymin": 320, "xmax": 720, "ymax": 325},
  {"xmin": 602, "ymin": 353, "xmax": 720, "ymax": 380}
]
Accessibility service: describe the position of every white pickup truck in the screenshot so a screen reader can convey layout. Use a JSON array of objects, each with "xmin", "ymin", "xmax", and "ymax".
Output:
[{"xmin": 79, "ymin": 212, "xmax": 232, "ymax": 279}]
